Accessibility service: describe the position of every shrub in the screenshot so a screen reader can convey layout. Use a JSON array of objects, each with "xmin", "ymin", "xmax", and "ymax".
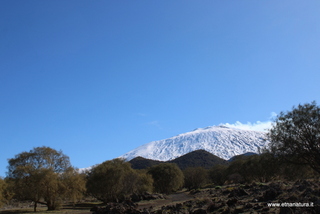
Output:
[{"xmin": 148, "ymin": 163, "xmax": 184, "ymax": 194}]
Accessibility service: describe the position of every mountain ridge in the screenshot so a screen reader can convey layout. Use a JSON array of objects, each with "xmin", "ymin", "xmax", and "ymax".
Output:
[
  {"xmin": 168, "ymin": 149, "xmax": 228, "ymax": 170},
  {"xmin": 120, "ymin": 125, "xmax": 269, "ymax": 161},
  {"xmin": 129, "ymin": 149, "xmax": 228, "ymax": 170}
]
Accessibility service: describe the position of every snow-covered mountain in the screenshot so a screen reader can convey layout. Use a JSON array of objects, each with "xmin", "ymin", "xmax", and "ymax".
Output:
[{"xmin": 120, "ymin": 125, "xmax": 270, "ymax": 161}]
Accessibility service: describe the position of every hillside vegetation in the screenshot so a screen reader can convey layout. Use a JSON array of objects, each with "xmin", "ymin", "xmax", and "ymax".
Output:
[{"xmin": 129, "ymin": 150, "xmax": 228, "ymax": 170}]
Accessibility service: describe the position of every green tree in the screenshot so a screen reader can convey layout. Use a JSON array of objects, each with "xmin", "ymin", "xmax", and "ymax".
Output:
[
  {"xmin": 86, "ymin": 158, "xmax": 151, "ymax": 203},
  {"xmin": 224, "ymin": 160, "xmax": 245, "ymax": 184},
  {"xmin": 132, "ymin": 169, "xmax": 153, "ymax": 194},
  {"xmin": 0, "ymin": 177, "xmax": 7, "ymax": 208},
  {"xmin": 268, "ymin": 101, "xmax": 320, "ymax": 174},
  {"xmin": 183, "ymin": 167, "xmax": 208, "ymax": 190},
  {"xmin": 148, "ymin": 163, "xmax": 184, "ymax": 194},
  {"xmin": 239, "ymin": 153, "xmax": 279, "ymax": 183},
  {"xmin": 209, "ymin": 164, "xmax": 227, "ymax": 186},
  {"xmin": 60, "ymin": 168, "xmax": 87, "ymax": 206},
  {"xmin": 7, "ymin": 146, "xmax": 85, "ymax": 211}
]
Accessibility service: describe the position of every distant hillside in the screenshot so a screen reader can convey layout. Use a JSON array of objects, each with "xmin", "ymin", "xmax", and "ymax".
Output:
[
  {"xmin": 228, "ymin": 152, "xmax": 257, "ymax": 162},
  {"xmin": 169, "ymin": 149, "xmax": 228, "ymax": 170},
  {"xmin": 84, "ymin": 150, "xmax": 260, "ymax": 172},
  {"xmin": 129, "ymin": 156, "xmax": 163, "ymax": 170},
  {"xmin": 129, "ymin": 150, "xmax": 228, "ymax": 170}
]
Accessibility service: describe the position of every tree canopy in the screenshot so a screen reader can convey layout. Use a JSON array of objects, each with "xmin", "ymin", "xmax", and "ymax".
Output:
[
  {"xmin": 148, "ymin": 163, "xmax": 184, "ymax": 194},
  {"xmin": 0, "ymin": 177, "xmax": 8, "ymax": 208},
  {"xmin": 86, "ymin": 158, "xmax": 152, "ymax": 203},
  {"xmin": 268, "ymin": 101, "xmax": 320, "ymax": 174},
  {"xmin": 183, "ymin": 167, "xmax": 208, "ymax": 190},
  {"xmin": 7, "ymin": 146, "xmax": 85, "ymax": 211}
]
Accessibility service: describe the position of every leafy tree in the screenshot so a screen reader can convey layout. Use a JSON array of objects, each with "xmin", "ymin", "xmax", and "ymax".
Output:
[
  {"xmin": 7, "ymin": 146, "xmax": 85, "ymax": 211},
  {"xmin": 148, "ymin": 163, "xmax": 184, "ymax": 194},
  {"xmin": 277, "ymin": 160, "xmax": 316, "ymax": 180},
  {"xmin": 224, "ymin": 160, "xmax": 245, "ymax": 184},
  {"xmin": 208, "ymin": 164, "xmax": 227, "ymax": 186},
  {"xmin": 0, "ymin": 177, "xmax": 8, "ymax": 208},
  {"xmin": 132, "ymin": 170, "xmax": 153, "ymax": 194},
  {"xmin": 183, "ymin": 167, "xmax": 208, "ymax": 190},
  {"xmin": 86, "ymin": 158, "xmax": 151, "ymax": 203},
  {"xmin": 268, "ymin": 101, "xmax": 320, "ymax": 174},
  {"xmin": 60, "ymin": 168, "xmax": 87, "ymax": 206},
  {"xmin": 239, "ymin": 153, "xmax": 279, "ymax": 183}
]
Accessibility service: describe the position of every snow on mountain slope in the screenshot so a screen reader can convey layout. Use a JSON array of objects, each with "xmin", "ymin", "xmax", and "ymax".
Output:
[{"xmin": 120, "ymin": 125, "xmax": 269, "ymax": 161}]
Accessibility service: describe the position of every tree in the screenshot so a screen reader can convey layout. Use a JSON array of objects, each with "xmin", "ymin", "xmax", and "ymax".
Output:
[
  {"xmin": 7, "ymin": 146, "xmax": 85, "ymax": 211},
  {"xmin": 86, "ymin": 158, "xmax": 152, "ymax": 203},
  {"xmin": 148, "ymin": 163, "xmax": 184, "ymax": 194},
  {"xmin": 60, "ymin": 168, "xmax": 87, "ymax": 206},
  {"xmin": 224, "ymin": 159, "xmax": 245, "ymax": 184},
  {"xmin": 268, "ymin": 101, "xmax": 320, "ymax": 174},
  {"xmin": 183, "ymin": 167, "xmax": 208, "ymax": 190},
  {"xmin": 0, "ymin": 177, "xmax": 8, "ymax": 208},
  {"xmin": 209, "ymin": 164, "xmax": 227, "ymax": 186},
  {"xmin": 238, "ymin": 153, "xmax": 279, "ymax": 183},
  {"xmin": 127, "ymin": 169, "xmax": 153, "ymax": 195}
]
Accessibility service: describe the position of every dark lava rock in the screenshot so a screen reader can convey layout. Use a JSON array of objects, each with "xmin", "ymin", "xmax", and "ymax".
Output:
[
  {"xmin": 192, "ymin": 208, "xmax": 207, "ymax": 214},
  {"xmin": 228, "ymin": 188, "xmax": 249, "ymax": 198},
  {"xmin": 259, "ymin": 188, "xmax": 280, "ymax": 202},
  {"xmin": 234, "ymin": 205, "xmax": 245, "ymax": 213},
  {"xmin": 226, "ymin": 198, "xmax": 238, "ymax": 207},
  {"xmin": 222, "ymin": 189, "xmax": 231, "ymax": 195},
  {"xmin": 244, "ymin": 203, "xmax": 253, "ymax": 209},
  {"xmin": 279, "ymin": 207, "xmax": 294, "ymax": 214},
  {"xmin": 253, "ymin": 203, "xmax": 263, "ymax": 210},
  {"xmin": 206, "ymin": 202, "xmax": 225, "ymax": 212},
  {"xmin": 206, "ymin": 203, "xmax": 217, "ymax": 212}
]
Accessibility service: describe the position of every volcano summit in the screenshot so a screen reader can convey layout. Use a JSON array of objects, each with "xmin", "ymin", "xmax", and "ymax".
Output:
[{"xmin": 120, "ymin": 125, "xmax": 270, "ymax": 161}]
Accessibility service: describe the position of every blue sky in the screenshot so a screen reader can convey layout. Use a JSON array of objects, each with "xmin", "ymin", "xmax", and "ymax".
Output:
[{"xmin": 1, "ymin": 0, "xmax": 319, "ymax": 177}]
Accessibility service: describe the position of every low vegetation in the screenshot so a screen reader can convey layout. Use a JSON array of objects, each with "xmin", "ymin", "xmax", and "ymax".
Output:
[
  {"xmin": 147, "ymin": 163, "xmax": 184, "ymax": 194},
  {"xmin": 0, "ymin": 178, "xmax": 8, "ymax": 208},
  {"xmin": 86, "ymin": 158, "xmax": 153, "ymax": 203},
  {"xmin": 183, "ymin": 167, "xmax": 208, "ymax": 190}
]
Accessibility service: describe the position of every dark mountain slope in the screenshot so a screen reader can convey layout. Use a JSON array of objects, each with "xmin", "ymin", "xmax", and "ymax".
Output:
[
  {"xmin": 129, "ymin": 156, "xmax": 163, "ymax": 170},
  {"xmin": 169, "ymin": 149, "xmax": 228, "ymax": 170},
  {"xmin": 129, "ymin": 150, "xmax": 228, "ymax": 170},
  {"xmin": 228, "ymin": 152, "xmax": 257, "ymax": 162}
]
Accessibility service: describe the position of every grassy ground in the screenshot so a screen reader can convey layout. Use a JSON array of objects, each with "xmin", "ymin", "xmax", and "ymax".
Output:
[
  {"xmin": 137, "ymin": 190, "xmax": 192, "ymax": 210},
  {"xmin": 0, "ymin": 202, "xmax": 103, "ymax": 214},
  {"xmin": 0, "ymin": 192, "xmax": 193, "ymax": 214}
]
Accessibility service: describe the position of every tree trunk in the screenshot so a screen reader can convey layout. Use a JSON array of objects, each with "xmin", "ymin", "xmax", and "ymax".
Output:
[
  {"xmin": 46, "ymin": 200, "xmax": 60, "ymax": 211},
  {"xmin": 33, "ymin": 201, "xmax": 37, "ymax": 212},
  {"xmin": 47, "ymin": 205, "xmax": 55, "ymax": 210},
  {"xmin": 47, "ymin": 200, "xmax": 54, "ymax": 211}
]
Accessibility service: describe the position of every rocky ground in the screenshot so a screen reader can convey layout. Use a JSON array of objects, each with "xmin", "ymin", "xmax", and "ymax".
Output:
[{"xmin": 91, "ymin": 179, "xmax": 320, "ymax": 214}]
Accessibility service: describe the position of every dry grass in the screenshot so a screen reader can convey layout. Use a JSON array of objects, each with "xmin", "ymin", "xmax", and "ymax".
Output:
[{"xmin": 0, "ymin": 202, "xmax": 103, "ymax": 214}]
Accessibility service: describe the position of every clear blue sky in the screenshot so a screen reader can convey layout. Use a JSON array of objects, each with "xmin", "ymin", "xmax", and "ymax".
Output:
[{"xmin": 1, "ymin": 1, "xmax": 319, "ymax": 176}]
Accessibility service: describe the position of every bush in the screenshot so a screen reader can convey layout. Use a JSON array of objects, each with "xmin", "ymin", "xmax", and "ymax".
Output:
[
  {"xmin": 209, "ymin": 165, "xmax": 227, "ymax": 185},
  {"xmin": 148, "ymin": 163, "xmax": 184, "ymax": 194},
  {"xmin": 86, "ymin": 158, "xmax": 152, "ymax": 203},
  {"xmin": 183, "ymin": 167, "xmax": 208, "ymax": 190}
]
